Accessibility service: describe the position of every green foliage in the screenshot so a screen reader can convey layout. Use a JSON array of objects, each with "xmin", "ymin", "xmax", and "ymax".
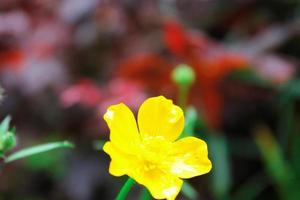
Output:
[
  {"xmin": 0, "ymin": 116, "xmax": 17, "ymax": 156},
  {"xmin": 279, "ymin": 79, "xmax": 300, "ymax": 105},
  {"xmin": 208, "ymin": 134, "xmax": 231, "ymax": 200},
  {"xmin": 93, "ymin": 139, "xmax": 106, "ymax": 151},
  {"xmin": 180, "ymin": 107, "xmax": 198, "ymax": 138},
  {"xmin": 0, "ymin": 116, "xmax": 75, "ymax": 165},
  {"xmin": 228, "ymin": 68, "xmax": 272, "ymax": 88},
  {"xmin": 181, "ymin": 182, "xmax": 198, "ymax": 200},
  {"xmin": 232, "ymin": 172, "xmax": 269, "ymax": 200},
  {"xmin": 5, "ymin": 141, "xmax": 74, "ymax": 163},
  {"xmin": 254, "ymin": 126, "xmax": 300, "ymax": 200}
]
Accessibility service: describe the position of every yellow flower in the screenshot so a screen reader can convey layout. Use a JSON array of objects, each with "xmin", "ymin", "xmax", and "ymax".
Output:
[{"xmin": 103, "ymin": 96, "xmax": 212, "ymax": 200}]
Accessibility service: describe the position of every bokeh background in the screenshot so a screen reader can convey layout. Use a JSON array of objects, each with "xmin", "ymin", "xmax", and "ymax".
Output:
[{"xmin": 0, "ymin": 0, "xmax": 300, "ymax": 199}]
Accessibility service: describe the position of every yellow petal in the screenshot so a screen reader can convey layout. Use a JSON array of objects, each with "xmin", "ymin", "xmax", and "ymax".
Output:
[
  {"xmin": 137, "ymin": 96, "xmax": 184, "ymax": 142},
  {"xmin": 103, "ymin": 142, "xmax": 137, "ymax": 177},
  {"xmin": 131, "ymin": 168, "xmax": 183, "ymax": 200},
  {"xmin": 103, "ymin": 103, "xmax": 140, "ymax": 154},
  {"xmin": 163, "ymin": 137, "xmax": 212, "ymax": 179}
]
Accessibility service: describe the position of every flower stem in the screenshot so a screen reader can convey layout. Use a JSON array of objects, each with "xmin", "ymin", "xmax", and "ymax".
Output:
[
  {"xmin": 116, "ymin": 177, "xmax": 135, "ymax": 200},
  {"xmin": 139, "ymin": 188, "xmax": 152, "ymax": 200},
  {"xmin": 178, "ymin": 85, "xmax": 189, "ymax": 110}
]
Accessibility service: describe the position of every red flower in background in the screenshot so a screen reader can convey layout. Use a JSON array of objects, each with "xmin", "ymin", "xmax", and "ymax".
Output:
[
  {"xmin": 165, "ymin": 20, "xmax": 248, "ymax": 128},
  {"xmin": 111, "ymin": 20, "xmax": 248, "ymax": 129},
  {"xmin": 163, "ymin": 20, "xmax": 208, "ymax": 58},
  {"xmin": 191, "ymin": 52, "xmax": 247, "ymax": 128},
  {"xmin": 115, "ymin": 53, "xmax": 174, "ymax": 94},
  {"xmin": 0, "ymin": 49, "xmax": 25, "ymax": 70}
]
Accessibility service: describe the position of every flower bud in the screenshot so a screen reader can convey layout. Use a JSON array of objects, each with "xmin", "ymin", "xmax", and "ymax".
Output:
[
  {"xmin": 0, "ymin": 117, "xmax": 16, "ymax": 154},
  {"xmin": 172, "ymin": 64, "xmax": 195, "ymax": 87}
]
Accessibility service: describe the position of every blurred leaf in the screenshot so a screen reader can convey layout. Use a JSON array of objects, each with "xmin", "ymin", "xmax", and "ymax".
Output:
[
  {"xmin": 278, "ymin": 95, "xmax": 293, "ymax": 152},
  {"xmin": 254, "ymin": 125, "xmax": 292, "ymax": 184},
  {"xmin": 181, "ymin": 181, "xmax": 198, "ymax": 200},
  {"xmin": 232, "ymin": 172, "xmax": 269, "ymax": 200},
  {"xmin": 0, "ymin": 116, "xmax": 16, "ymax": 154},
  {"xmin": 277, "ymin": 80, "xmax": 300, "ymax": 149},
  {"xmin": 290, "ymin": 116, "xmax": 300, "ymax": 177},
  {"xmin": 254, "ymin": 125, "xmax": 300, "ymax": 200},
  {"xmin": 0, "ymin": 116, "xmax": 11, "ymax": 134},
  {"xmin": 5, "ymin": 141, "xmax": 74, "ymax": 163},
  {"xmin": 229, "ymin": 138, "xmax": 259, "ymax": 159},
  {"xmin": 209, "ymin": 133, "xmax": 231, "ymax": 199},
  {"xmin": 279, "ymin": 79, "xmax": 300, "ymax": 105},
  {"xmin": 25, "ymin": 147, "xmax": 65, "ymax": 174},
  {"xmin": 180, "ymin": 107, "xmax": 198, "ymax": 138},
  {"xmin": 93, "ymin": 139, "xmax": 106, "ymax": 151},
  {"xmin": 228, "ymin": 68, "xmax": 271, "ymax": 87},
  {"xmin": 2, "ymin": 128, "xmax": 16, "ymax": 151}
]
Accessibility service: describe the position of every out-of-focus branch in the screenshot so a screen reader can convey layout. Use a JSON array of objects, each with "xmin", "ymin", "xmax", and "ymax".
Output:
[{"xmin": 228, "ymin": 18, "xmax": 300, "ymax": 58}]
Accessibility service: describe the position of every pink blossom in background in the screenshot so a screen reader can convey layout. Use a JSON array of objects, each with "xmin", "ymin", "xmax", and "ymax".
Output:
[
  {"xmin": 60, "ymin": 79, "xmax": 102, "ymax": 108},
  {"xmin": 0, "ymin": 11, "xmax": 29, "ymax": 36},
  {"xmin": 252, "ymin": 54, "xmax": 296, "ymax": 85},
  {"xmin": 98, "ymin": 79, "xmax": 147, "ymax": 115}
]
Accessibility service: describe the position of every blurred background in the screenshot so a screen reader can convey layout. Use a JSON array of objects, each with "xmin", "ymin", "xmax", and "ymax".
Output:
[{"xmin": 0, "ymin": 0, "xmax": 300, "ymax": 199}]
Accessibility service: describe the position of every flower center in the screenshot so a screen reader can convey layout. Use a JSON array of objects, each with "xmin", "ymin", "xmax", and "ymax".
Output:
[{"xmin": 138, "ymin": 136, "xmax": 172, "ymax": 171}]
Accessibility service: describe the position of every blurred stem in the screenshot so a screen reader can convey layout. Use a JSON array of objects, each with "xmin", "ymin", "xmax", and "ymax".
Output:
[
  {"xmin": 5, "ymin": 141, "xmax": 74, "ymax": 163},
  {"xmin": 279, "ymin": 99, "xmax": 293, "ymax": 154},
  {"xmin": 139, "ymin": 188, "xmax": 152, "ymax": 200},
  {"xmin": 178, "ymin": 85, "xmax": 189, "ymax": 110},
  {"xmin": 116, "ymin": 177, "xmax": 135, "ymax": 200}
]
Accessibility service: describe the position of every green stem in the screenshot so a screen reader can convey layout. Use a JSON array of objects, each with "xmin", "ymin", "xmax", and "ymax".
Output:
[
  {"xmin": 139, "ymin": 188, "xmax": 152, "ymax": 200},
  {"xmin": 178, "ymin": 85, "xmax": 189, "ymax": 110},
  {"xmin": 116, "ymin": 177, "xmax": 136, "ymax": 200}
]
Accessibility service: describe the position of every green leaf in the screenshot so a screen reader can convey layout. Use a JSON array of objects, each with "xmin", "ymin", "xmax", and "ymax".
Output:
[
  {"xmin": 232, "ymin": 172, "xmax": 269, "ymax": 200},
  {"xmin": 2, "ymin": 129, "xmax": 17, "ymax": 151},
  {"xmin": 291, "ymin": 120, "xmax": 300, "ymax": 177},
  {"xmin": 208, "ymin": 133, "xmax": 231, "ymax": 199},
  {"xmin": 5, "ymin": 141, "xmax": 74, "ymax": 163},
  {"xmin": 254, "ymin": 126, "xmax": 292, "ymax": 185},
  {"xmin": 254, "ymin": 125, "xmax": 300, "ymax": 200},
  {"xmin": 228, "ymin": 68, "xmax": 271, "ymax": 87},
  {"xmin": 181, "ymin": 181, "xmax": 198, "ymax": 200},
  {"xmin": 229, "ymin": 138, "xmax": 259, "ymax": 159},
  {"xmin": 0, "ymin": 116, "xmax": 11, "ymax": 135},
  {"xmin": 0, "ymin": 116, "xmax": 16, "ymax": 153},
  {"xmin": 180, "ymin": 107, "xmax": 198, "ymax": 138},
  {"xmin": 93, "ymin": 140, "xmax": 106, "ymax": 151},
  {"xmin": 279, "ymin": 79, "xmax": 300, "ymax": 103}
]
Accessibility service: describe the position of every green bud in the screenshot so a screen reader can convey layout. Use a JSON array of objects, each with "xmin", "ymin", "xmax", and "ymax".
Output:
[
  {"xmin": 0, "ymin": 117, "xmax": 17, "ymax": 153},
  {"xmin": 172, "ymin": 64, "xmax": 195, "ymax": 87},
  {"xmin": 3, "ymin": 129, "xmax": 16, "ymax": 151}
]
